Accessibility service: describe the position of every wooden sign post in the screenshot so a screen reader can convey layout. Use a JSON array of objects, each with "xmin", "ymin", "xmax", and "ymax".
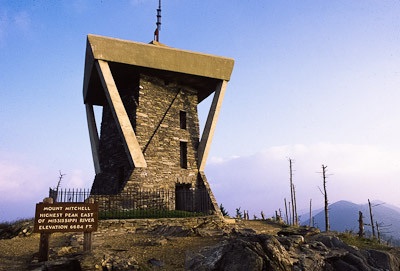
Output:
[
  {"xmin": 38, "ymin": 197, "xmax": 53, "ymax": 262},
  {"xmin": 34, "ymin": 197, "xmax": 99, "ymax": 262},
  {"xmin": 83, "ymin": 198, "xmax": 94, "ymax": 251}
]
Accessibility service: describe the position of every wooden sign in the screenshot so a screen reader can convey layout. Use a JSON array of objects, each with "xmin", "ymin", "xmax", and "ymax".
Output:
[{"xmin": 34, "ymin": 202, "xmax": 98, "ymax": 233}]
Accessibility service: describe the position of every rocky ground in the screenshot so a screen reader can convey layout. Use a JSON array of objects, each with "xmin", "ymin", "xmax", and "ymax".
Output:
[{"xmin": 1, "ymin": 217, "xmax": 400, "ymax": 270}]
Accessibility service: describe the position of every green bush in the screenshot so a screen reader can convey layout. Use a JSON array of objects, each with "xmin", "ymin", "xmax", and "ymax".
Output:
[{"xmin": 219, "ymin": 203, "xmax": 229, "ymax": 217}]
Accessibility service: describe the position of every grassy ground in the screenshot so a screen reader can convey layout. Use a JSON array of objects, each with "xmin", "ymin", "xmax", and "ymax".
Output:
[
  {"xmin": 338, "ymin": 232, "xmax": 392, "ymax": 251},
  {"xmin": 0, "ymin": 218, "xmax": 31, "ymax": 229}
]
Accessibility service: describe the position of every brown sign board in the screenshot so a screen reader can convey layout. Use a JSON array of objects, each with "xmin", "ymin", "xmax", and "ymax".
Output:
[{"xmin": 34, "ymin": 202, "xmax": 99, "ymax": 233}]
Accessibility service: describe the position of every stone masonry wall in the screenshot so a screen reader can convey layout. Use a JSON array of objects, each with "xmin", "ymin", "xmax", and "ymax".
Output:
[
  {"xmin": 124, "ymin": 74, "xmax": 200, "ymax": 191},
  {"xmin": 91, "ymin": 65, "xmax": 139, "ymax": 194},
  {"xmin": 90, "ymin": 70, "xmax": 218, "ymax": 213}
]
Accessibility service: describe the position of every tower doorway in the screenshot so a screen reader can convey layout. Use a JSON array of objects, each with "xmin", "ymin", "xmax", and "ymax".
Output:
[{"xmin": 175, "ymin": 184, "xmax": 193, "ymax": 211}]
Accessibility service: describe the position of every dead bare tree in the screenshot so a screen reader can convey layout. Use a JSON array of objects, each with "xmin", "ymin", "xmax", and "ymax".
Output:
[
  {"xmin": 375, "ymin": 221, "xmax": 392, "ymax": 244},
  {"xmin": 376, "ymin": 222, "xmax": 381, "ymax": 243},
  {"xmin": 322, "ymin": 165, "xmax": 329, "ymax": 231},
  {"xmin": 318, "ymin": 165, "xmax": 330, "ymax": 232},
  {"xmin": 293, "ymin": 184, "xmax": 298, "ymax": 226},
  {"xmin": 288, "ymin": 202, "xmax": 292, "ymax": 225},
  {"xmin": 309, "ymin": 199, "xmax": 312, "ymax": 227},
  {"xmin": 243, "ymin": 210, "xmax": 249, "ymax": 220},
  {"xmin": 368, "ymin": 201, "xmax": 390, "ymax": 240},
  {"xmin": 284, "ymin": 198, "xmax": 289, "ymax": 224},
  {"xmin": 368, "ymin": 199, "xmax": 376, "ymax": 239},
  {"xmin": 56, "ymin": 170, "xmax": 66, "ymax": 191},
  {"xmin": 289, "ymin": 158, "xmax": 295, "ymax": 226},
  {"xmin": 358, "ymin": 211, "xmax": 364, "ymax": 237}
]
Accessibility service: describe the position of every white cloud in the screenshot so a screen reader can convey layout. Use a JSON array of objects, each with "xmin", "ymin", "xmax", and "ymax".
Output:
[
  {"xmin": 205, "ymin": 143, "xmax": 400, "ymax": 218},
  {"xmin": 0, "ymin": 153, "xmax": 94, "ymax": 222},
  {"xmin": 64, "ymin": 169, "xmax": 87, "ymax": 188},
  {"xmin": 0, "ymin": 160, "xmax": 45, "ymax": 201},
  {"xmin": 208, "ymin": 155, "xmax": 240, "ymax": 164}
]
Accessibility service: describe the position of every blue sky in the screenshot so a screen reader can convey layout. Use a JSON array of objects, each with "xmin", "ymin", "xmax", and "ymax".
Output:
[{"xmin": 1, "ymin": 0, "xmax": 400, "ymax": 221}]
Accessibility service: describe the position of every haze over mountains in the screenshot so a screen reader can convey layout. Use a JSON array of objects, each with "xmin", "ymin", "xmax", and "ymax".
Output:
[{"xmin": 301, "ymin": 200, "xmax": 400, "ymax": 245}]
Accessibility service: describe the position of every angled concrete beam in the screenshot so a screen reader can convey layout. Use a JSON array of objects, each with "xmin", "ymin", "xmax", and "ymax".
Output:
[
  {"xmin": 85, "ymin": 103, "xmax": 101, "ymax": 174},
  {"xmin": 198, "ymin": 172, "xmax": 223, "ymax": 218},
  {"xmin": 88, "ymin": 34, "xmax": 234, "ymax": 81},
  {"xmin": 95, "ymin": 59, "xmax": 147, "ymax": 168},
  {"xmin": 198, "ymin": 80, "xmax": 228, "ymax": 172},
  {"xmin": 83, "ymin": 39, "xmax": 95, "ymax": 103}
]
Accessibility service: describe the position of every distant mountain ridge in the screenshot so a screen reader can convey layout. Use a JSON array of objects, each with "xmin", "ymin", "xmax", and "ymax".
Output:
[{"xmin": 301, "ymin": 200, "xmax": 400, "ymax": 244}]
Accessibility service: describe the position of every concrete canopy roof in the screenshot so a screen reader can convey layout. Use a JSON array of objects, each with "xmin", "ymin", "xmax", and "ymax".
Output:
[{"xmin": 83, "ymin": 34, "xmax": 234, "ymax": 105}]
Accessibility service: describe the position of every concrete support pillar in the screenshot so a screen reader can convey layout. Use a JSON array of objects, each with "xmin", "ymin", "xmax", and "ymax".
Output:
[
  {"xmin": 85, "ymin": 103, "xmax": 101, "ymax": 174},
  {"xmin": 95, "ymin": 59, "xmax": 147, "ymax": 168},
  {"xmin": 198, "ymin": 80, "xmax": 228, "ymax": 172}
]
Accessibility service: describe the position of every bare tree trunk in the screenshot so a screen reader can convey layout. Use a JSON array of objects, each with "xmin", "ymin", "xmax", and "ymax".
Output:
[
  {"xmin": 261, "ymin": 211, "xmax": 265, "ymax": 220},
  {"xmin": 289, "ymin": 159, "xmax": 295, "ymax": 226},
  {"xmin": 309, "ymin": 199, "xmax": 312, "ymax": 227},
  {"xmin": 376, "ymin": 221, "xmax": 381, "ymax": 243},
  {"xmin": 358, "ymin": 211, "xmax": 364, "ymax": 237},
  {"xmin": 288, "ymin": 202, "xmax": 292, "ymax": 226},
  {"xmin": 322, "ymin": 165, "xmax": 330, "ymax": 232},
  {"xmin": 368, "ymin": 199, "xmax": 376, "ymax": 239},
  {"xmin": 293, "ymin": 184, "xmax": 298, "ymax": 226},
  {"xmin": 284, "ymin": 198, "xmax": 289, "ymax": 224}
]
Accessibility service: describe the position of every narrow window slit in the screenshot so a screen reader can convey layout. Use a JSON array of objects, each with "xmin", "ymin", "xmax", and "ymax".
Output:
[
  {"xmin": 180, "ymin": 111, "xmax": 187, "ymax": 129},
  {"xmin": 180, "ymin": 141, "xmax": 187, "ymax": 169}
]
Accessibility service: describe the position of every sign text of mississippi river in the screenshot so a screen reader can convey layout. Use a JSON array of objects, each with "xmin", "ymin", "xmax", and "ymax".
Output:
[{"xmin": 34, "ymin": 202, "xmax": 98, "ymax": 233}]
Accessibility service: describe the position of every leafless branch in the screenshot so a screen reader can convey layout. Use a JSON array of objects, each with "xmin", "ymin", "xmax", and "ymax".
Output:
[
  {"xmin": 56, "ymin": 170, "xmax": 66, "ymax": 191},
  {"xmin": 372, "ymin": 202, "xmax": 386, "ymax": 207}
]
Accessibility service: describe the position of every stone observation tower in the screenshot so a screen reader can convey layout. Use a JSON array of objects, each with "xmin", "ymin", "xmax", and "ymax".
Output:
[{"xmin": 82, "ymin": 34, "xmax": 234, "ymax": 213}]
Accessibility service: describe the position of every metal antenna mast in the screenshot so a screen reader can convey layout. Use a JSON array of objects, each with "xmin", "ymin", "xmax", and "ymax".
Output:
[{"xmin": 154, "ymin": 0, "xmax": 161, "ymax": 42}]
